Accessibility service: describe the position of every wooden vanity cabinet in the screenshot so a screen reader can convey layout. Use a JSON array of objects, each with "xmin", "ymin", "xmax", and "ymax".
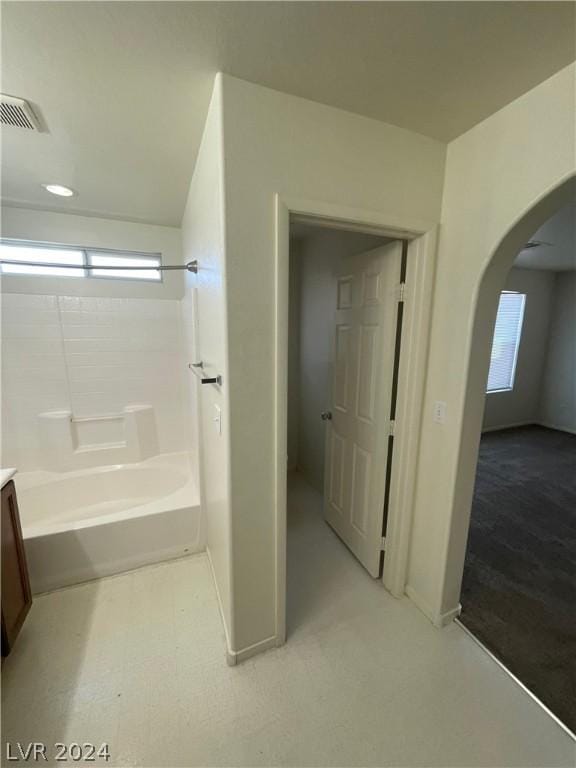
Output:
[{"xmin": 1, "ymin": 480, "xmax": 32, "ymax": 656}]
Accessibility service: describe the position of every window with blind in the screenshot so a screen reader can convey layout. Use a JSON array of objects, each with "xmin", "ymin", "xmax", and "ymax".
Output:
[{"xmin": 486, "ymin": 291, "xmax": 526, "ymax": 393}]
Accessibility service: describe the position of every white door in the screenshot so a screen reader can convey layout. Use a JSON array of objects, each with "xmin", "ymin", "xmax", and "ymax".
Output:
[{"xmin": 323, "ymin": 241, "xmax": 402, "ymax": 577}]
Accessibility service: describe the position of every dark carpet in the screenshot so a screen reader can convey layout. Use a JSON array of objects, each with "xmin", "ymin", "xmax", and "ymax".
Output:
[{"xmin": 460, "ymin": 425, "xmax": 576, "ymax": 733}]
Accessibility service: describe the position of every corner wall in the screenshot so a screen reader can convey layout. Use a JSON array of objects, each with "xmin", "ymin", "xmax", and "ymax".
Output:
[
  {"xmin": 407, "ymin": 63, "xmax": 576, "ymax": 623},
  {"xmin": 188, "ymin": 64, "xmax": 574, "ymax": 656},
  {"xmin": 180, "ymin": 75, "xmax": 234, "ymax": 651},
  {"xmin": 221, "ymin": 75, "xmax": 446, "ymax": 654},
  {"xmin": 539, "ymin": 272, "xmax": 576, "ymax": 433}
]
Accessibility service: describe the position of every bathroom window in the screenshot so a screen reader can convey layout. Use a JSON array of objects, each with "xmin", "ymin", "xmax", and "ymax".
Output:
[
  {"xmin": 86, "ymin": 252, "xmax": 161, "ymax": 281},
  {"xmin": 0, "ymin": 240, "xmax": 162, "ymax": 281},
  {"xmin": 0, "ymin": 242, "xmax": 85, "ymax": 277}
]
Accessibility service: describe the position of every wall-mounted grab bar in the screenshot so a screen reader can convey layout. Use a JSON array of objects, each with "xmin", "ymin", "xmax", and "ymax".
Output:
[{"xmin": 188, "ymin": 362, "xmax": 222, "ymax": 386}]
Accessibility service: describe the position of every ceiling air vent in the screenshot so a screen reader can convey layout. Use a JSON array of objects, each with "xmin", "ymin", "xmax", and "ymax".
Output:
[{"xmin": 0, "ymin": 94, "xmax": 40, "ymax": 131}]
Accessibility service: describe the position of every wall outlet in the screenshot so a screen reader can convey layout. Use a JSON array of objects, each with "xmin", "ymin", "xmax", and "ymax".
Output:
[{"xmin": 433, "ymin": 400, "xmax": 447, "ymax": 424}]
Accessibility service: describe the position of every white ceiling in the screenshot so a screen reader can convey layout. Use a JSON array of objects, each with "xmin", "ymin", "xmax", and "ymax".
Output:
[
  {"xmin": 2, "ymin": 2, "xmax": 575, "ymax": 226},
  {"xmin": 515, "ymin": 204, "xmax": 576, "ymax": 272}
]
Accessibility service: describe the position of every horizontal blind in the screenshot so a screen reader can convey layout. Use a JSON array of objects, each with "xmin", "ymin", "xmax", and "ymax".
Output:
[{"xmin": 487, "ymin": 292, "xmax": 526, "ymax": 392}]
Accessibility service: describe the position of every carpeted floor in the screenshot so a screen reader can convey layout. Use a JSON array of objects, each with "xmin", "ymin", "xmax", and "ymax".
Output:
[{"xmin": 460, "ymin": 425, "xmax": 576, "ymax": 733}]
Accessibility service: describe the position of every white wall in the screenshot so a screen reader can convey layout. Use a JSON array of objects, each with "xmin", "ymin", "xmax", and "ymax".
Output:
[
  {"xmin": 539, "ymin": 272, "xmax": 576, "ymax": 433},
  {"xmin": 1, "ymin": 207, "xmax": 184, "ymax": 299},
  {"xmin": 220, "ymin": 74, "xmax": 446, "ymax": 654},
  {"xmin": 482, "ymin": 268, "xmax": 555, "ymax": 430},
  {"xmin": 294, "ymin": 236, "xmax": 334, "ymax": 493},
  {"xmin": 180, "ymin": 76, "xmax": 233, "ymax": 649},
  {"xmin": 407, "ymin": 63, "xmax": 575, "ymax": 622}
]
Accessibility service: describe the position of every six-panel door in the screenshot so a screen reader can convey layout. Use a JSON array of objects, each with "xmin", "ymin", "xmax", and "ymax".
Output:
[{"xmin": 323, "ymin": 241, "xmax": 402, "ymax": 577}]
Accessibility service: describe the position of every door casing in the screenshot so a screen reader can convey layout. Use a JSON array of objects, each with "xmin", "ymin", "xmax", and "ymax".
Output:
[{"xmin": 274, "ymin": 194, "xmax": 438, "ymax": 644}]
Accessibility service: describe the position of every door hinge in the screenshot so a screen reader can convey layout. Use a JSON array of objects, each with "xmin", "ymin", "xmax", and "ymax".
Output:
[
  {"xmin": 388, "ymin": 419, "xmax": 396, "ymax": 436},
  {"xmin": 381, "ymin": 536, "xmax": 386, "ymax": 551},
  {"xmin": 397, "ymin": 282, "xmax": 406, "ymax": 302}
]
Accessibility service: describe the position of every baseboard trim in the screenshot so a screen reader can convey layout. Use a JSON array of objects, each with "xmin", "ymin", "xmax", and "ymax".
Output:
[
  {"xmin": 405, "ymin": 586, "xmax": 461, "ymax": 627},
  {"xmin": 405, "ymin": 585, "xmax": 434, "ymax": 622},
  {"xmin": 481, "ymin": 421, "xmax": 534, "ymax": 433},
  {"xmin": 439, "ymin": 602, "xmax": 462, "ymax": 626},
  {"xmin": 205, "ymin": 547, "xmax": 236, "ymax": 665},
  {"xmin": 482, "ymin": 421, "xmax": 576, "ymax": 436},
  {"xmin": 537, "ymin": 421, "xmax": 576, "ymax": 436},
  {"xmin": 205, "ymin": 548, "xmax": 279, "ymax": 666},
  {"xmin": 456, "ymin": 619, "xmax": 576, "ymax": 742},
  {"xmin": 226, "ymin": 634, "xmax": 279, "ymax": 666}
]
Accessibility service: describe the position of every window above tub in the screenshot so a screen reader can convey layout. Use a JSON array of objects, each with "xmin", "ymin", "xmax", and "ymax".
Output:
[{"xmin": 0, "ymin": 240, "xmax": 162, "ymax": 281}]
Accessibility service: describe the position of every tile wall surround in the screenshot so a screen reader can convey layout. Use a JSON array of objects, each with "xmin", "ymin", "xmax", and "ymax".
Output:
[{"xmin": 2, "ymin": 293, "xmax": 192, "ymax": 471}]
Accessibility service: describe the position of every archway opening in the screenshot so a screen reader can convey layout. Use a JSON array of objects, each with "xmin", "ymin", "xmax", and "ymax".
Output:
[{"xmin": 458, "ymin": 198, "xmax": 575, "ymax": 732}]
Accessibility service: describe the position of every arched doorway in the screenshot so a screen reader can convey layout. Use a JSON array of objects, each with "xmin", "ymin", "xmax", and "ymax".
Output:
[
  {"xmin": 458, "ymin": 188, "xmax": 575, "ymax": 732},
  {"xmin": 442, "ymin": 174, "xmax": 576, "ymax": 620}
]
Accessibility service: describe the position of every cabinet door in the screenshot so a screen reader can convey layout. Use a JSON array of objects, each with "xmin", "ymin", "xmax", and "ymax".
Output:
[{"xmin": 2, "ymin": 481, "xmax": 32, "ymax": 655}]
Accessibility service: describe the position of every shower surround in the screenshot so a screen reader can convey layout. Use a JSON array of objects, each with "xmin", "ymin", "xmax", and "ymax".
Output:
[
  {"xmin": 2, "ymin": 293, "xmax": 192, "ymax": 470},
  {"xmin": 1, "ymin": 291, "xmax": 202, "ymax": 592}
]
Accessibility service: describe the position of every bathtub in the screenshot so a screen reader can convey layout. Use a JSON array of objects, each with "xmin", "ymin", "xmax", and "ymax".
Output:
[{"xmin": 15, "ymin": 452, "xmax": 202, "ymax": 594}]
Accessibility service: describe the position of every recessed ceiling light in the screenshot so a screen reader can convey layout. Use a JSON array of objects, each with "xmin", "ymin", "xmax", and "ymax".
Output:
[{"xmin": 42, "ymin": 184, "xmax": 76, "ymax": 197}]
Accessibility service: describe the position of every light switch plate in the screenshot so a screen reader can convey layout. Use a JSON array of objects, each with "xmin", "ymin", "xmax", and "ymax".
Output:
[
  {"xmin": 214, "ymin": 404, "xmax": 222, "ymax": 435},
  {"xmin": 433, "ymin": 400, "xmax": 447, "ymax": 424}
]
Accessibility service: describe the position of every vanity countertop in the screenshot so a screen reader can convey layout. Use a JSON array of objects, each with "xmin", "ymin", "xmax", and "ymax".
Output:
[{"xmin": 1, "ymin": 468, "xmax": 17, "ymax": 489}]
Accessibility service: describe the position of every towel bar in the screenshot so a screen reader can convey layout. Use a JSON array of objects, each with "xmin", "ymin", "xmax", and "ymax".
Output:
[{"xmin": 188, "ymin": 362, "xmax": 222, "ymax": 386}]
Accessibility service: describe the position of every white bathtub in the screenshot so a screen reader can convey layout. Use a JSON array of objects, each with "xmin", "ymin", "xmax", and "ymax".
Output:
[{"xmin": 15, "ymin": 452, "xmax": 202, "ymax": 594}]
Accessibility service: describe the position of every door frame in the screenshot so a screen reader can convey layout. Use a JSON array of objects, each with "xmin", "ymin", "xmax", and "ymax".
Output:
[{"xmin": 274, "ymin": 194, "xmax": 438, "ymax": 643}]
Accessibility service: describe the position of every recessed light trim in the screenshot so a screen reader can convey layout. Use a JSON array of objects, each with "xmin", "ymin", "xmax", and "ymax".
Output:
[{"xmin": 42, "ymin": 184, "xmax": 76, "ymax": 198}]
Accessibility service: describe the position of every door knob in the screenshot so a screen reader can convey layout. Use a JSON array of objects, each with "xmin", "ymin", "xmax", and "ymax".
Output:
[{"xmin": 321, "ymin": 411, "xmax": 332, "ymax": 421}]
